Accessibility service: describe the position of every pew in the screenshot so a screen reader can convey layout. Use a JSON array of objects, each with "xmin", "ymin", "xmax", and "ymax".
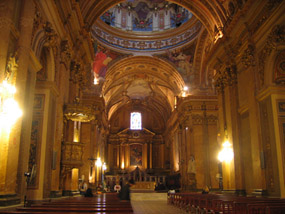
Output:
[
  {"xmin": 168, "ymin": 192, "xmax": 285, "ymax": 214},
  {"xmin": 0, "ymin": 193, "xmax": 134, "ymax": 214}
]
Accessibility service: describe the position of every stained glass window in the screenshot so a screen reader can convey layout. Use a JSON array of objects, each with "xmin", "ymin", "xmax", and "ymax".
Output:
[{"xmin": 130, "ymin": 112, "xmax": 142, "ymax": 130}]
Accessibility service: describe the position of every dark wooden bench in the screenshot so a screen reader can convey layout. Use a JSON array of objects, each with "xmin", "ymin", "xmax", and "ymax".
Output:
[
  {"xmin": 0, "ymin": 193, "xmax": 134, "ymax": 214},
  {"xmin": 169, "ymin": 192, "xmax": 285, "ymax": 214}
]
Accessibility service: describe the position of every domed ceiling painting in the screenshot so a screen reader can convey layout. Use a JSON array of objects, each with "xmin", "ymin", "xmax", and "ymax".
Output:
[
  {"xmin": 100, "ymin": 0, "xmax": 192, "ymax": 32},
  {"xmin": 91, "ymin": 0, "xmax": 212, "ymax": 120}
]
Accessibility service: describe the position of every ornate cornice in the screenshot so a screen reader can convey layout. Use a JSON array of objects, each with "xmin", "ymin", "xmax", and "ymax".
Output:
[{"xmin": 92, "ymin": 21, "xmax": 202, "ymax": 53}]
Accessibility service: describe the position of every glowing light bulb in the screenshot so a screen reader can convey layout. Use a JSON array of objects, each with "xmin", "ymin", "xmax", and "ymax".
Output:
[{"xmin": 218, "ymin": 140, "xmax": 234, "ymax": 162}]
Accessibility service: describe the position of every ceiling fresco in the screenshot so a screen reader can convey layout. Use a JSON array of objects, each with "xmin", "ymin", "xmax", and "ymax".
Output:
[
  {"xmin": 87, "ymin": 0, "xmax": 219, "ymax": 127},
  {"xmin": 100, "ymin": 0, "xmax": 192, "ymax": 32}
]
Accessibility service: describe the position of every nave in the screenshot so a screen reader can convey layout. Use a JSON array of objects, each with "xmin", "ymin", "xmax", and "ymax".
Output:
[
  {"xmin": 1, "ymin": 191, "xmax": 285, "ymax": 214},
  {"xmin": 0, "ymin": 0, "xmax": 284, "ymax": 211},
  {"xmin": 0, "ymin": 192, "xmax": 185, "ymax": 214}
]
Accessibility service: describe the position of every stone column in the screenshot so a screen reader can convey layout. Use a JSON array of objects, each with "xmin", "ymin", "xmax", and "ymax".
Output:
[
  {"xmin": 202, "ymin": 105, "xmax": 211, "ymax": 188},
  {"xmin": 0, "ymin": 0, "xmax": 16, "ymax": 202},
  {"xmin": 3, "ymin": 0, "xmax": 35, "ymax": 205},
  {"xmin": 147, "ymin": 142, "xmax": 150, "ymax": 169},
  {"xmin": 0, "ymin": 0, "xmax": 16, "ymax": 80}
]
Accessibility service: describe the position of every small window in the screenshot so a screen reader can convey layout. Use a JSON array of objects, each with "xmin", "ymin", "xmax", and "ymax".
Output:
[{"xmin": 130, "ymin": 112, "xmax": 142, "ymax": 130}]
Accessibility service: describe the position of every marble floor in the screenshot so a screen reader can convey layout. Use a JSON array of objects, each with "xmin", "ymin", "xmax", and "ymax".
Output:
[
  {"xmin": 130, "ymin": 192, "xmax": 186, "ymax": 214},
  {"xmin": 131, "ymin": 200, "xmax": 187, "ymax": 214}
]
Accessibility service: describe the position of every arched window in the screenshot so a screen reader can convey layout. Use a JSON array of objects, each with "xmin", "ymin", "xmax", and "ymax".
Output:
[{"xmin": 130, "ymin": 112, "xmax": 142, "ymax": 130}]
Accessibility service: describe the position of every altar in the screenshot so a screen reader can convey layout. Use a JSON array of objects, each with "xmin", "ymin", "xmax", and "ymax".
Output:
[{"xmin": 131, "ymin": 181, "xmax": 156, "ymax": 190}]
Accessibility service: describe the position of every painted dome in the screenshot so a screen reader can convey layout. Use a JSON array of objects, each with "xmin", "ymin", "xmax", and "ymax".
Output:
[
  {"xmin": 100, "ymin": 0, "xmax": 192, "ymax": 32},
  {"xmin": 92, "ymin": 0, "xmax": 201, "ymax": 54}
]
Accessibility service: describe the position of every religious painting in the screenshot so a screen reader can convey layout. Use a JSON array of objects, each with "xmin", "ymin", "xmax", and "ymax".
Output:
[
  {"xmin": 92, "ymin": 44, "xmax": 126, "ymax": 83},
  {"xmin": 130, "ymin": 144, "xmax": 142, "ymax": 166},
  {"xmin": 274, "ymin": 51, "xmax": 285, "ymax": 85},
  {"xmin": 33, "ymin": 94, "xmax": 45, "ymax": 110},
  {"xmin": 155, "ymin": 42, "xmax": 197, "ymax": 85},
  {"xmin": 278, "ymin": 101, "xmax": 285, "ymax": 114}
]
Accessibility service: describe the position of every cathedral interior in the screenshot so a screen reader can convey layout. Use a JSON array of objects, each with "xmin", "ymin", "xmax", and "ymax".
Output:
[{"xmin": 0, "ymin": 0, "xmax": 285, "ymax": 208}]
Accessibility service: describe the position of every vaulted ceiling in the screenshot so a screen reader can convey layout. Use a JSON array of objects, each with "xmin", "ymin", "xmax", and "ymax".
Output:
[{"xmin": 75, "ymin": 0, "xmax": 232, "ymax": 131}]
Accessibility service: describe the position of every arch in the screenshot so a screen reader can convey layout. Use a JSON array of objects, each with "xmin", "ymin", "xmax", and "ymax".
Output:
[{"xmin": 31, "ymin": 28, "xmax": 56, "ymax": 82}]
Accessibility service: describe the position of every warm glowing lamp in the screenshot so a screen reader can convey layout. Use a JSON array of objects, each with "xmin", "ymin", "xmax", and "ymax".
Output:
[
  {"xmin": 96, "ymin": 157, "xmax": 102, "ymax": 167},
  {"xmin": 218, "ymin": 140, "xmax": 234, "ymax": 162},
  {"xmin": 0, "ymin": 80, "xmax": 22, "ymax": 129},
  {"xmin": 94, "ymin": 77, "xmax": 99, "ymax": 85}
]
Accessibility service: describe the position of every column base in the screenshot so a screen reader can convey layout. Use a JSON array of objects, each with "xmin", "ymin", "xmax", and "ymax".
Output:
[
  {"xmin": 251, "ymin": 189, "xmax": 267, "ymax": 196},
  {"xmin": 62, "ymin": 190, "xmax": 80, "ymax": 196},
  {"xmin": 50, "ymin": 191, "xmax": 62, "ymax": 198},
  {"xmin": 0, "ymin": 194, "xmax": 20, "ymax": 206},
  {"xmin": 235, "ymin": 189, "xmax": 247, "ymax": 196}
]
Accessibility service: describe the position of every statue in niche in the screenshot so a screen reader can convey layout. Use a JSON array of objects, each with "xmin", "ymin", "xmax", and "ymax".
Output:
[
  {"xmin": 187, "ymin": 155, "xmax": 197, "ymax": 189},
  {"xmin": 187, "ymin": 155, "xmax": 196, "ymax": 174}
]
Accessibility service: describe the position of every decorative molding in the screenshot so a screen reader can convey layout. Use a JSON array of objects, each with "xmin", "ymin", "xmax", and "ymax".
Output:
[{"xmin": 92, "ymin": 21, "xmax": 202, "ymax": 53}]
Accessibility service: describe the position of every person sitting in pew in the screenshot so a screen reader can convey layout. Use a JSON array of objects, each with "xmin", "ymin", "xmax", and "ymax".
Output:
[
  {"xmin": 84, "ymin": 188, "xmax": 93, "ymax": 197},
  {"xmin": 202, "ymin": 185, "xmax": 210, "ymax": 194},
  {"xmin": 119, "ymin": 179, "xmax": 135, "ymax": 201}
]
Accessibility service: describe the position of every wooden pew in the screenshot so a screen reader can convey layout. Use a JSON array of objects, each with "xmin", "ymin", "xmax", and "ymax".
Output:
[
  {"xmin": 169, "ymin": 192, "xmax": 285, "ymax": 214},
  {"xmin": 0, "ymin": 193, "xmax": 134, "ymax": 214}
]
